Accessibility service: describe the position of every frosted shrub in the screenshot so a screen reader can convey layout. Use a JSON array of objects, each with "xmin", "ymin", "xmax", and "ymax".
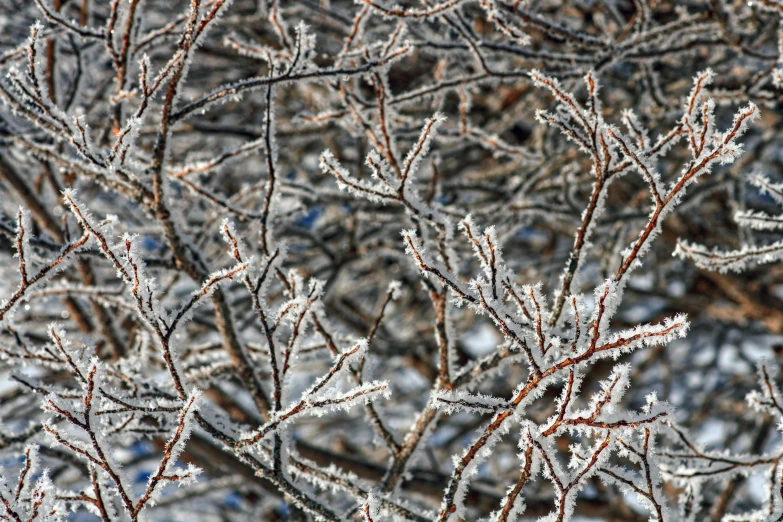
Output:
[{"xmin": 0, "ymin": 1, "xmax": 782, "ymax": 520}]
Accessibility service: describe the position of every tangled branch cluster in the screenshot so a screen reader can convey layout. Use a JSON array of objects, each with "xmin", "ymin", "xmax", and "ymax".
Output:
[{"xmin": 0, "ymin": 0, "xmax": 782, "ymax": 520}]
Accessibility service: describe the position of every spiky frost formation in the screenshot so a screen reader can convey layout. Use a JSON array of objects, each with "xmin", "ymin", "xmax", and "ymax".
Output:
[{"xmin": 0, "ymin": 1, "xmax": 782, "ymax": 520}]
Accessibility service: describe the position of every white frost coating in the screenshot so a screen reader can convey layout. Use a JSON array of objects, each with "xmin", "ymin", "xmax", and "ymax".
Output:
[
  {"xmin": 402, "ymin": 210, "xmax": 694, "ymax": 520},
  {"xmin": 734, "ymin": 209, "xmax": 783, "ymax": 231},
  {"xmin": 441, "ymin": 411, "xmax": 515, "ymax": 522},
  {"xmin": 673, "ymin": 166, "xmax": 783, "ymax": 275},
  {"xmin": 362, "ymin": 493, "xmax": 381, "ymax": 521},
  {"xmin": 0, "ymin": 462, "xmax": 65, "ymax": 522},
  {"xmin": 478, "ymin": 0, "xmax": 531, "ymax": 45},
  {"xmin": 683, "ymin": 69, "xmax": 714, "ymax": 134},
  {"xmin": 1, "ymin": 201, "xmax": 90, "ymax": 326},
  {"xmin": 605, "ymin": 123, "xmax": 664, "ymax": 199},
  {"xmin": 320, "ymin": 149, "xmax": 396, "ymax": 203},
  {"xmin": 402, "ymin": 113, "xmax": 446, "ymax": 181},
  {"xmin": 675, "ymin": 237, "xmax": 783, "ymax": 274},
  {"xmin": 0, "ymin": 4, "xmax": 773, "ymax": 521},
  {"xmin": 241, "ymin": 339, "xmax": 391, "ymax": 446},
  {"xmin": 170, "ymin": 260, "xmax": 250, "ymax": 332},
  {"xmin": 485, "ymin": 439, "xmax": 534, "ymax": 522},
  {"xmin": 14, "ymin": 207, "xmax": 31, "ymax": 267},
  {"xmin": 432, "ymin": 388, "xmax": 508, "ymax": 415},
  {"xmin": 528, "ymin": 70, "xmax": 592, "ymax": 134},
  {"xmin": 144, "ymin": 389, "xmax": 203, "ymax": 507},
  {"xmin": 621, "ymin": 108, "xmax": 650, "ymax": 149},
  {"xmin": 387, "ymin": 280, "xmax": 403, "ymax": 300},
  {"xmin": 402, "ymin": 229, "xmax": 472, "ymax": 300},
  {"xmin": 311, "ymin": 380, "xmax": 391, "ymax": 416},
  {"xmin": 400, "ymin": 188, "xmax": 695, "ymax": 520}
]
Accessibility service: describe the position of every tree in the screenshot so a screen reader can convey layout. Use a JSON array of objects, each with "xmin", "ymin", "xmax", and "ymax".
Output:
[{"xmin": 0, "ymin": 1, "xmax": 782, "ymax": 520}]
